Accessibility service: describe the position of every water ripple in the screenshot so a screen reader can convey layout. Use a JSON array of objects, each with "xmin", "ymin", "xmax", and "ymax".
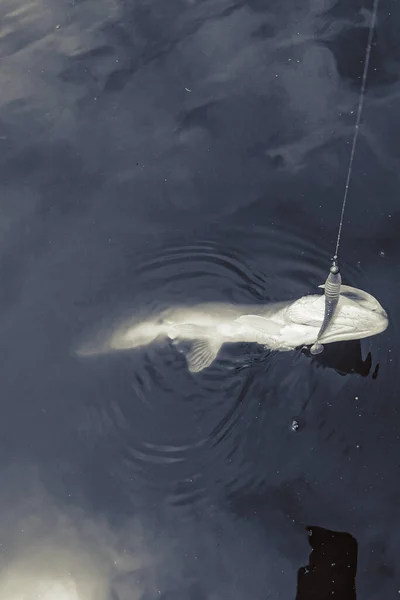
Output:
[{"xmin": 76, "ymin": 222, "xmax": 393, "ymax": 509}]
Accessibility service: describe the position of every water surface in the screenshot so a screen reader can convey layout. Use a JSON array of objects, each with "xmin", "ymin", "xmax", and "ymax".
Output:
[{"xmin": 1, "ymin": 0, "xmax": 399, "ymax": 598}]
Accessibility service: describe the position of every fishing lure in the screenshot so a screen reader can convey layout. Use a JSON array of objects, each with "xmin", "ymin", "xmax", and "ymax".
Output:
[{"xmin": 310, "ymin": 262, "xmax": 341, "ymax": 355}]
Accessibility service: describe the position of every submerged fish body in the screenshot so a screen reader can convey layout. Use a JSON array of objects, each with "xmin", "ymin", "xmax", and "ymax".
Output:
[{"xmin": 79, "ymin": 285, "xmax": 388, "ymax": 373}]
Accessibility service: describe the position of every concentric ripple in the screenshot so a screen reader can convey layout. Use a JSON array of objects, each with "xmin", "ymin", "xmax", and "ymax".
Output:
[{"xmin": 76, "ymin": 222, "xmax": 393, "ymax": 509}]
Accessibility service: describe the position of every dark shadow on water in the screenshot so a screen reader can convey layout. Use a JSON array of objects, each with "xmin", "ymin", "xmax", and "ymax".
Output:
[
  {"xmin": 301, "ymin": 340, "xmax": 373, "ymax": 378},
  {"xmin": 296, "ymin": 526, "xmax": 358, "ymax": 600}
]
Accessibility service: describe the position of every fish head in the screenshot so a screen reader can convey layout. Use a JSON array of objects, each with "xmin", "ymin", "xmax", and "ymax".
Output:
[{"xmin": 285, "ymin": 285, "xmax": 388, "ymax": 347}]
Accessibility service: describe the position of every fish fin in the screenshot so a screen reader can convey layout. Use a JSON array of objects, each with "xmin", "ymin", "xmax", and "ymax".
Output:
[
  {"xmin": 186, "ymin": 340, "xmax": 222, "ymax": 373},
  {"xmin": 286, "ymin": 304, "xmax": 322, "ymax": 327},
  {"xmin": 235, "ymin": 315, "xmax": 282, "ymax": 334}
]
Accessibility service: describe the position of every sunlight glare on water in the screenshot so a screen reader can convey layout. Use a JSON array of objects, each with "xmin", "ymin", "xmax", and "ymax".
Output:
[{"xmin": 1, "ymin": 576, "xmax": 81, "ymax": 600}]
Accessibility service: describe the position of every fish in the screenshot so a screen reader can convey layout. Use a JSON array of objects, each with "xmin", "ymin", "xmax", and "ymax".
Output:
[{"xmin": 77, "ymin": 285, "xmax": 388, "ymax": 373}]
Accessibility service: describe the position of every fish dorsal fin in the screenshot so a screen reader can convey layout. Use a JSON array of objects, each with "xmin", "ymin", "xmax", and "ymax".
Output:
[
  {"xmin": 286, "ymin": 301, "xmax": 323, "ymax": 327},
  {"xmin": 234, "ymin": 315, "xmax": 282, "ymax": 335},
  {"xmin": 186, "ymin": 339, "xmax": 222, "ymax": 373}
]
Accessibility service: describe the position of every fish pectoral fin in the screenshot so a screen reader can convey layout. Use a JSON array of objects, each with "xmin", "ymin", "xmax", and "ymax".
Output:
[
  {"xmin": 186, "ymin": 339, "xmax": 222, "ymax": 373},
  {"xmin": 234, "ymin": 315, "xmax": 282, "ymax": 335},
  {"xmin": 285, "ymin": 304, "xmax": 322, "ymax": 327}
]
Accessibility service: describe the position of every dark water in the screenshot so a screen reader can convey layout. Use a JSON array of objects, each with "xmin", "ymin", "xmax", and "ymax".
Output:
[{"xmin": 1, "ymin": 0, "xmax": 399, "ymax": 598}]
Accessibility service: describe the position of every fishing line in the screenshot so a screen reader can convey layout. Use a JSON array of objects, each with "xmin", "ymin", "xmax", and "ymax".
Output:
[
  {"xmin": 333, "ymin": 0, "xmax": 380, "ymax": 262},
  {"xmin": 310, "ymin": 0, "xmax": 380, "ymax": 355}
]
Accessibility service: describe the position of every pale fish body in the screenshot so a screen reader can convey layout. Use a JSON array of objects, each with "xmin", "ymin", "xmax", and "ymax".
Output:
[{"xmin": 78, "ymin": 285, "xmax": 388, "ymax": 373}]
